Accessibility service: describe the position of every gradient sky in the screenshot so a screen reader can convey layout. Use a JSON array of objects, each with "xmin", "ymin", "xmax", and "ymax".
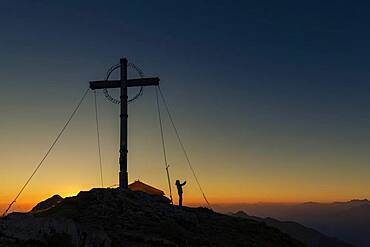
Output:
[{"xmin": 1, "ymin": 1, "xmax": 370, "ymax": 212}]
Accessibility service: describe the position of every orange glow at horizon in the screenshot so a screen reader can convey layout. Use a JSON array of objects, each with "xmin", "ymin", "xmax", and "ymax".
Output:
[
  {"xmin": 1, "ymin": 88, "xmax": 369, "ymax": 216},
  {"xmin": 2, "ymin": 180, "xmax": 369, "ymax": 215}
]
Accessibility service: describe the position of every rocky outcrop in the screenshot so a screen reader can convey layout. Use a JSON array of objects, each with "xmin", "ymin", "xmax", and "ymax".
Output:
[
  {"xmin": 0, "ymin": 213, "xmax": 110, "ymax": 246},
  {"xmin": 30, "ymin": 194, "xmax": 63, "ymax": 213},
  {"xmin": 0, "ymin": 188, "xmax": 304, "ymax": 246}
]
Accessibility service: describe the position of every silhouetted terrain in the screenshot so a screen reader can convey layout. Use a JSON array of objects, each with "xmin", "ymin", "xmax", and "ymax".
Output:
[
  {"xmin": 232, "ymin": 211, "xmax": 353, "ymax": 247},
  {"xmin": 215, "ymin": 199, "xmax": 370, "ymax": 246},
  {"xmin": 0, "ymin": 188, "xmax": 303, "ymax": 247}
]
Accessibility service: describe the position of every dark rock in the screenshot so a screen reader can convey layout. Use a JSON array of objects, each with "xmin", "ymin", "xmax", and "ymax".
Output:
[
  {"xmin": 31, "ymin": 195, "xmax": 63, "ymax": 213},
  {"xmin": 0, "ymin": 188, "xmax": 304, "ymax": 247}
]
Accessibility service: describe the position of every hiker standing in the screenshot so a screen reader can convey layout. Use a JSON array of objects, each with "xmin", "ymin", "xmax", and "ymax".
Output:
[{"xmin": 175, "ymin": 180, "xmax": 186, "ymax": 207}]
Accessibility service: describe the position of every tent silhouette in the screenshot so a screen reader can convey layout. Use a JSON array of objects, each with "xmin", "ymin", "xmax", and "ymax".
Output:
[{"xmin": 128, "ymin": 180, "xmax": 165, "ymax": 196}]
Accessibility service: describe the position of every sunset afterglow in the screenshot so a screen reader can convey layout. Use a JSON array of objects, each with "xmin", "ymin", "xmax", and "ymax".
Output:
[{"xmin": 1, "ymin": 1, "xmax": 369, "ymax": 215}]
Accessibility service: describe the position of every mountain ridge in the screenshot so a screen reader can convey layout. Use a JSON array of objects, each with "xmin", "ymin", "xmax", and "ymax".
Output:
[
  {"xmin": 0, "ymin": 188, "xmax": 304, "ymax": 247},
  {"xmin": 213, "ymin": 199, "xmax": 370, "ymax": 246},
  {"xmin": 232, "ymin": 211, "xmax": 353, "ymax": 247}
]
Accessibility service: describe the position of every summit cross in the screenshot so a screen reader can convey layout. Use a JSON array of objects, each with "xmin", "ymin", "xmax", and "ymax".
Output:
[{"xmin": 89, "ymin": 58, "xmax": 159, "ymax": 188}]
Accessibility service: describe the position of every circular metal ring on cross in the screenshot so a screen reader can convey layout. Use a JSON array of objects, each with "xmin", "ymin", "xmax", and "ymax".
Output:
[{"xmin": 103, "ymin": 63, "xmax": 145, "ymax": 104}]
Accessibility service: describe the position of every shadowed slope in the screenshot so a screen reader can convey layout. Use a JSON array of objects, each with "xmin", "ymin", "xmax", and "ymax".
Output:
[{"xmin": 233, "ymin": 211, "xmax": 353, "ymax": 247}]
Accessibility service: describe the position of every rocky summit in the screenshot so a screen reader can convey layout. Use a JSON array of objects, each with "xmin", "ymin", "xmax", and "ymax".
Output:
[{"xmin": 0, "ymin": 188, "xmax": 303, "ymax": 246}]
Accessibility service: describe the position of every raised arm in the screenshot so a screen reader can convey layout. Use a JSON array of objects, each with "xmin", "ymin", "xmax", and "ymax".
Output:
[{"xmin": 181, "ymin": 181, "xmax": 187, "ymax": 186}]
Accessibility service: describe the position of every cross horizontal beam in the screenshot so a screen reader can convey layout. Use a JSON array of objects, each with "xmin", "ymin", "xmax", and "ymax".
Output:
[{"xmin": 89, "ymin": 77, "xmax": 160, "ymax": 90}]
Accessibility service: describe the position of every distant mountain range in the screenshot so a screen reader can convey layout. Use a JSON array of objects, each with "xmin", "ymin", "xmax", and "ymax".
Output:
[
  {"xmin": 232, "ymin": 211, "xmax": 353, "ymax": 247},
  {"xmin": 215, "ymin": 199, "xmax": 370, "ymax": 246}
]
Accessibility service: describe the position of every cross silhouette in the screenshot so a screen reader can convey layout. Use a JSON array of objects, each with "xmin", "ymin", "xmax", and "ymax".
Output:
[{"xmin": 89, "ymin": 58, "xmax": 159, "ymax": 188}]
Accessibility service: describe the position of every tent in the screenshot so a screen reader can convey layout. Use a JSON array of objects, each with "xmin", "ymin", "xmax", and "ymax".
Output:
[{"xmin": 128, "ymin": 180, "xmax": 165, "ymax": 196}]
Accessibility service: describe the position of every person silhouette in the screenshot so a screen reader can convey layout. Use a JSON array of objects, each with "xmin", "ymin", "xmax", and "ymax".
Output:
[{"xmin": 175, "ymin": 180, "xmax": 186, "ymax": 207}]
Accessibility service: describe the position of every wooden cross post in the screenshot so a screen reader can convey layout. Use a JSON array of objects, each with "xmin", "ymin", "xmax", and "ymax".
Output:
[{"xmin": 89, "ymin": 58, "xmax": 159, "ymax": 189}]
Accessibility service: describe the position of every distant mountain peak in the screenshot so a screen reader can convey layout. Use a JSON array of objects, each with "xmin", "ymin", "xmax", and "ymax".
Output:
[
  {"xmin": 232, "ymin": 210, "xmax": 354, "ymax": 247},
  {"xmin": 349, "ymin": 199, "xmax": 369, "ymax": 203}
]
